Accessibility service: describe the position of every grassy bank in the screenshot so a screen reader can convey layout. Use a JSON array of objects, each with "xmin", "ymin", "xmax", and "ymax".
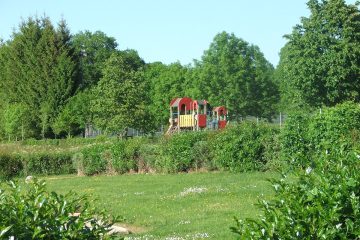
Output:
[{"xmin": 45, "ymin": 171, "xmax": 277, "ymax": 239}]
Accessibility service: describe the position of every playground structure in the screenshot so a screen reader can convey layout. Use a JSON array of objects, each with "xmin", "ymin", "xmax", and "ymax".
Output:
[{"xmin": 166, "ymin": 97, "xmax": 228, "ymax": 134}]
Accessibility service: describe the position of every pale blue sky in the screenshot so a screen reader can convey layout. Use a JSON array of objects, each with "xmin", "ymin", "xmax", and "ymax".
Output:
[{"xmin": 0, "ymin": 0, "xmax": 357, "ymax": 66}]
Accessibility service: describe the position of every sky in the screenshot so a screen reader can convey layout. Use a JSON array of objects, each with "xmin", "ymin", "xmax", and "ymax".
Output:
[{"xmin": 0, "ymin": 0, "xmax": 357, "ymax": 67}]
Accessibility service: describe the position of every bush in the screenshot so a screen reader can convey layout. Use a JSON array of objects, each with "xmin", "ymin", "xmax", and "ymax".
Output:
[
  {"xmin": 232, "ymin": 140, "xmax": 360, "ymax": 239},
  {"xmin": 212, "ymin": 122, "xmax": 279, "ymax": 172},
  {"xmin": 280, "ymin": 111, "xmax": 311, "ymax": 168},
  {"xmin": 137, "ymin": 143, "xmax": 161, "ymax": 172},
  {"xmin": 0, "ymin": 153, "xmax": 23, "ymax": 180},
  {"xmin": 159, "ymin": 132, "xmax": 208, "ymax": 173},
  {"xmin": 0, "ymin": 177, "xmax": 120, "ymax": 239},
  {"xmin": 308, "ymin": 101, "xmax": 360, "ymax": 156},
  {"xmin": 24, "ymin": 152, "xmax": 75, "ymax": 175},
  {"xmin": 79, "ymin": 138, "xmax": 147, "ymax": 176},
  {"xmin": 0, "ymin": 152, "xmax": 75, "ymax": 179},
  {"xmin": 281, "ymin": 102, "xmax": 360, "ymax": 168},
  {"xmin": 81, "ymin": 144, "xmax": 109, "ymax": 175}
]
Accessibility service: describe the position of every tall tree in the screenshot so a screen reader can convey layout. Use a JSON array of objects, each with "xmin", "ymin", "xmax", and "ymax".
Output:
[
  {"xmin": 193, "ymin": 32, "xmax": 277, "ymax": 119},
  {"xmin": 278, "ymin": 0, "xmax": 360, "ymax": 110},
  {"xmin": 72, "ymin": 30, "xmax": 118, "ymax": 89},
  {"xmin": 0, "ymin": 16, "xmax": 77, "ymax": 138},
  {"xmin": 91, "ymin": 51, "xmax": 153, "ymax": 134},
  {"xmin": 145, "ymin": 62, "xmax": 188, "ymax": 126}
]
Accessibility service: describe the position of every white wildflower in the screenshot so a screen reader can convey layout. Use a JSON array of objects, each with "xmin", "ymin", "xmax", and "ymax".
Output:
[
  {"xmin": 336, "ymin": 223, "xmax": 342, "ymax": 229},
  {"xmin": 25, "ymin": 176, "xmax": 33, "ymax": 184},
  {"xmin": 261, "ymin": 228, "xmax": 265, "ymax": 236},
  {"xmin": 180, "ymin": 187, "xmax": 207, "ymax": 196},
  {"xmin": 305, "ymin": 166, "xmax": 312, "ymax": 174}
]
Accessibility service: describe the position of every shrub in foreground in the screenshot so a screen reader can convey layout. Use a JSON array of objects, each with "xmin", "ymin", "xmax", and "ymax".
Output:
[
  {"xmin": 232, "ymin": 142, "xmax": 360, "ymax": 239},
  {"xmin": 0, "ymin": 177, "xmax": 120, "ymax": 239}
]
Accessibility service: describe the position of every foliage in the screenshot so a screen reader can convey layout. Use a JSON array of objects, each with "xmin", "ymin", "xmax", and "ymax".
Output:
[
  {"xmin": 81, "ymin": 144, "xmax": 109, "ymax": 175},
  {"xmin": 24, "ymin": 152, "xmax": 75, "ymax": 176},
  {"xmin": 72, "ymin": 30, "xmax": 118, "ymax": 89},
  {"xmin": 79, "ymin": 138, "xmax": 147, "ymax": 176},
  {"xmin": 0, "ymin": 16, "xmax": 78, "ymax": 139},
  {"xmin": 0, "ymin": 151, "xmax": 75, "ymax": 179},
  {"xmin": 145, "ymin": 62, "xmax": 189, "ymax": 126},
  {"xmin": 281, "ymin": 102, "xmax": 360, "ymax": 168},
  {"xmin": 2, "ymin": 103, "xmax": 30, "ymax": 141},
  {"xmin": 52, "ymin": 89, "xmax": 94, "ymax": 138},
  {"xmin": 0, "ymin": 178, "xmax": 119, "ymax": 239},
  {"xmin": 159, "ymin": 132, "xmax": 208, "ymax": 173},
  {"xmin": 0, "ymin": 154, "xmax": 23, "ymax": 180},
  {"xmin": 192, "ymin": 32, "xmax": 278, "ymax": 120},
  {"xmin": 308, "ymin": 101, "xmax": 360, "ymax": 155},
  {"xmin": 232, "ymin": 140, "xmax": 360, "ymax": 239},
  {"xmin": 213, "ymin": 122, "xmax": 279, "ymax": 172},
  {"xmin": 280, "ymin": 111, "xmax": 312, "ymax": 168},
  {"xmin": 91, "ymin": 51, "xmax": 155, "ymax": 134},
  {"xmin": 278, "ymin": 0, "xmax": 360, "ymax": 110}
]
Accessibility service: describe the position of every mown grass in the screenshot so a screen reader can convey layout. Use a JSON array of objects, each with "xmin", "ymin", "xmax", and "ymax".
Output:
[{"xmin": 45, "ymin": 171, "xmax": 278, "ymax": 239}]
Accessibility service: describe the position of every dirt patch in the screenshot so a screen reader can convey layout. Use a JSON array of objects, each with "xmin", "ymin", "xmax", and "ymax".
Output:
[{"xmin": 115, "ymin": 223, "xmax": 149, "ymax": 234}]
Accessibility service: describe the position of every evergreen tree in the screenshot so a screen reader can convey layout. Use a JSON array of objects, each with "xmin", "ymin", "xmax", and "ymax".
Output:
[{"xmin": 0, "ymin": 16, "xmax": 78, "ymax": 138}]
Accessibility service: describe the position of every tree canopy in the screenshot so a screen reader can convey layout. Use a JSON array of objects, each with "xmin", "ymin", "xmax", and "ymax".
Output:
[
  {"xmin": 0, "ymin": 16, "xmax": 77, "ymax": 138},
  {"xmin": 277, "ymin": 0, "xmax": 360, "ymax": 110},
  {"xmin": 192, "ymin": 32, "xmax": 278, "ymax": 120}
]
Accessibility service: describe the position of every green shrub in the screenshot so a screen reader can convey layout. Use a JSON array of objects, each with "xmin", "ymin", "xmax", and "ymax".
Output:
[
  {"xmin": 24, "ymin": 152, "xmax": 75, "ymax": 175},
  {"xmin": 192, "ymin": 140, "xmax": 212, "ymax": 171},
  {"xmin": 110, "ymin": 141, "xmax": 127, "ymax": 174},
  {"xmin": 280, "ymin": 111, "xmax": 311, "ymax": 168},
  {"xmin": 138, "ymin": 143, "xmax": 161, "ymax": 172},
  {"xmin": 232, "ymin": 140, "xmax": 360, "ymax": 239},
  {"xmin": 159, "ymin": 132, "xmax": 208, "ymax": 173},
  {"xmin": 0, "ymin": 153, "xmax": 23, "ymax": 179},
  {"xmin": 281, "ymin": 102, "xmax": 360, "ymax": 168},
  {"xmin": 81, "ymin": 144, "xmax": 109, "ymax": 175},
  {"xmin": 213, "ymin": 122, "xmax": 278, "ymax": 172},
  {"xmin": 308, "ymin": 101, "xmax": 360, "ymax": 156},
  {"xmin": 0, "ymin": 177, "xmax": 120, "ymax": 239}
]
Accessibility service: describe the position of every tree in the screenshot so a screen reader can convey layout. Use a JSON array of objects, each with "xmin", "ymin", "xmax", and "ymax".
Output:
[
  {"xmin": 193, "ymin": 32, "xmax": 277, "ymax": 120},
  {"xmin": 3, "ymin": 103, "xmax": 29, "ymax": 141},
  {"xmin": 72, "ymin": 30, "xmax": 118, "ymax": 89},
  {"xmin": 0, "ymin": 16, "xmax": 78, "ymax": 138},
  {"xmin": 278, "ymin": 0, "xmax": 360, "ymax": 110},
  {"xmin": 91, "ymin": 51, "xmax": 153, "ymax": 135},
  {"xmin": 52, "ymin": 89, "xmax": 94, "ymax": 138},
  {"xmin": 145, "ymin": 62, "xmax": 189, "ymax": 126}
]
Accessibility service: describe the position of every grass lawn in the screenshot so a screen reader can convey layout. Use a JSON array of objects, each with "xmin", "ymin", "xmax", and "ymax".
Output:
[{"xmin": 45, "ymin": 171, "xmax": 277, "ymax": 239}]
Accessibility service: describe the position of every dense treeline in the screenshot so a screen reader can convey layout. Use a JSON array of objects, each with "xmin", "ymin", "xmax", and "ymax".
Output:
[
  {"xmin": 0, "ymin": 18, "xmax": 277, "ymax": 140},
  {"xmin": 0, "ymin": 0, "xmax": 359, "ymax": 140}
]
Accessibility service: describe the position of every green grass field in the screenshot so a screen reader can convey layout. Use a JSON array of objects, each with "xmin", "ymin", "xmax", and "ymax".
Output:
[{"xmin": 45, "ymin": 172, "xmax": 278, "ymax": 239}]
